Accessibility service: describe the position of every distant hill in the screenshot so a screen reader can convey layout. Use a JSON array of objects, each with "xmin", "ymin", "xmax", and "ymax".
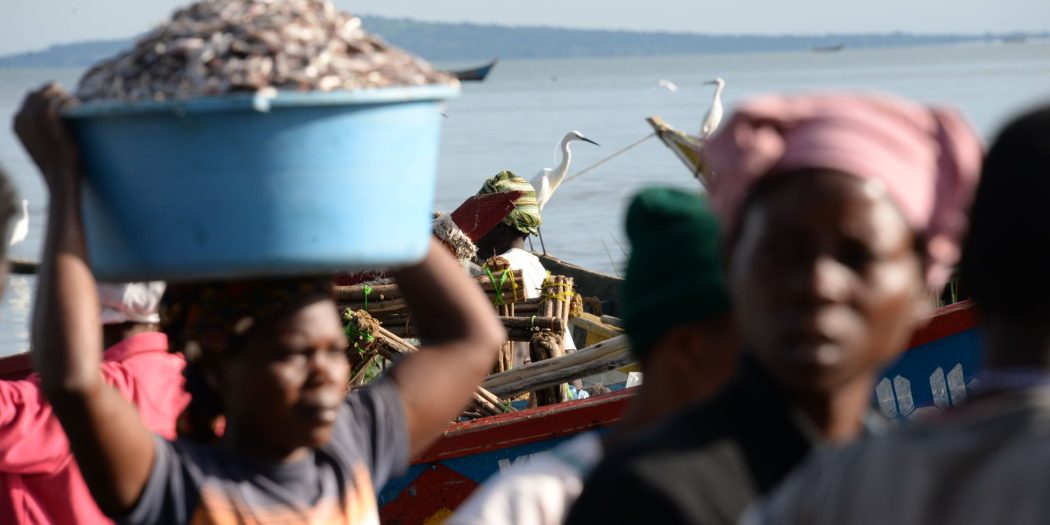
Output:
[{"xmin": 1, "ymin": 16, "xmax": 1045, "ymax": 67}]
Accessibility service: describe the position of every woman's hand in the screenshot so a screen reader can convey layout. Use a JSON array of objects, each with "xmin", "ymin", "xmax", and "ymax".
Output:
[{"xmin": 13, "ymin": 83, "xmax": 80, "ymax": 193}]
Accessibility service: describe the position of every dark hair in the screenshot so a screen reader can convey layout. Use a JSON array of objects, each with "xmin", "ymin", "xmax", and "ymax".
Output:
[
  {"xmin": 160, "ymin": 278, "xmax": 334, "ymax": 441},
  {"xmin": 0, "ymin": 167, "xmax": 20, "ymax": 262},
  {"xmin": 960, "ymin": 105, "xmax": 1050, "ymax": 319},
  {"xmin": 178, "ymin": 360, "xmax": 225, "ymax": 442}
]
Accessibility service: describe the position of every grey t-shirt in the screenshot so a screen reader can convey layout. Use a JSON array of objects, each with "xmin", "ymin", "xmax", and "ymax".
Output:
[{"xmin": 121, "ymin": 377, "xmax": 409, "ymax": 525}]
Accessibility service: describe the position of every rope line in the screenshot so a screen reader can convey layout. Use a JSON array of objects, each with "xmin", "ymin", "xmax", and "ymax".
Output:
[
  {"xmin": 485, "ymin": 268, "xmax": 518, "ymax": 306},
  {"xmin": 563, "ymin": 132, "xmax": 656, "ymax": 184}
]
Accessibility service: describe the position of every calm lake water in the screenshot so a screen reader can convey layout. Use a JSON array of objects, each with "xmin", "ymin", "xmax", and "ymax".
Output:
[{"xmin": 1, "ymin": 41, "xmax": 1049, "ymax": 356}]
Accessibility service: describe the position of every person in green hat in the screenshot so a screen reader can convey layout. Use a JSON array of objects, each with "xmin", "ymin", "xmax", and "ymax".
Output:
[
  {"xmin": 448, "ymin": 187, "xmax": 738, "ymax": 525},
  {"xmin": 474, "ymin": 171, "xmax": 578, "ymax": 368}
]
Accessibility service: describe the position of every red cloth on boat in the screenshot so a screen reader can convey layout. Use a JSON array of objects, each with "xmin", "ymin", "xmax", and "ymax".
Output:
[{"xmin": 0, "ymin": 332, "xmax": 188, "ymax": 525}]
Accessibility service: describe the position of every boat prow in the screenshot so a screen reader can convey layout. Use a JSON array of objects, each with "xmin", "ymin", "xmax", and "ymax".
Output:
[
  {"xmin": 647, "ymin": 116, "xmax": 709, "ymax": 186},
  {"xmin": 813, "ymin": 43, "xmax": 845, "ymax": 53},
  {"xmin": 449, "ymin": 59, "xmax": 499, "ymax": 82}
]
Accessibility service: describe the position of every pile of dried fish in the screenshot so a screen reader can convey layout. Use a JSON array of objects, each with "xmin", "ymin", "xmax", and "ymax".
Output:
[{"xmin": 76, "ymin": 0, "xmax": 458, "ymax": 102}]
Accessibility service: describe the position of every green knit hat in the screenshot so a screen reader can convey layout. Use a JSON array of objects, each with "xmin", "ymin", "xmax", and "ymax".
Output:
[
  {"xmin": 621, "ymin": 187, "xmax": 730, "ymax": 359},
  {"xmin": 477, "ymin": 171, "xmax": 542, "ymax": 236}
]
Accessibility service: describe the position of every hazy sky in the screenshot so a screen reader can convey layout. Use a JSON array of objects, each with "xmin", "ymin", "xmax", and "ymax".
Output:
[{"xmin": 2, "ymin": 0, "xmax": 1047, "ymax": 56}]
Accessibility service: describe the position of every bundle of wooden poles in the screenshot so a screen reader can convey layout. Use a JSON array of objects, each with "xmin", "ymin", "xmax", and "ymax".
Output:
[
  {"xmin": 339, "ymin": 256, "xmax": 631, "ymax": 418},
  {"xmin": 344, "ymin": 309, "xmax": 509, "ymax": 417}
]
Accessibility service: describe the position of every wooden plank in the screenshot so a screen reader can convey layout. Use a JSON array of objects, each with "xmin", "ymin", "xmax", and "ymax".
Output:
[
  {"xmin": 414, "ymin": 388, "xmax": 634, "ymax": 464},
  {"xmin": 377, "ymin": 316, "xmax": 564, "ymax": 342},
  {"xmin": 483, "ymin": 335, "xmax": 632, "ymax": 398},
  {"xmin": 493, "ymin": 351, "xmax": 634, "ymax": 399},
  {"xmin": 570, "ymin": 312, "xmax": 623, "ymax": 342}
]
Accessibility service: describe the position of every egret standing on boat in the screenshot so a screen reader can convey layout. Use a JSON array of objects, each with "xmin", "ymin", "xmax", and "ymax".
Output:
[
  {"xmin": 531, "ymin": 131, "xmax": 600, "ymax": 211},
  {"xmin": 701, "ymin": 78, "xmax": 726, "ymax": 139},
  {"xmin": 8, "ymin": 199, "xmax": 28, "ymax": 246}
]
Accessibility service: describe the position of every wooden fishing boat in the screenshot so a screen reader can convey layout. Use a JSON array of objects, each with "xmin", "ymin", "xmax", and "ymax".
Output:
[
  {"xmin": 449, "ymin": 59, "xmax": 499, "ymax": 82},
  {"xmin": 0, "ymin": 255, "xmax": 983, "ymax": 523},
  {"xmin": 377, "ymin": 300, "xmax": 981, "ymax": 523},
  {"xmin": 813, "ymin": 43, "xmax": 846, "ymax": 53}
]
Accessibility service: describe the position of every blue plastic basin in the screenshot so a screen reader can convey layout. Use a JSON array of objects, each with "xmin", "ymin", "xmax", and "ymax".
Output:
[{"xmin": 63, "ymin": 85, "xmax": 459, "ymax": 281}]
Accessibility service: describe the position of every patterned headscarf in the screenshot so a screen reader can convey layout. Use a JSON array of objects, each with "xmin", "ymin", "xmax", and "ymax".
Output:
[
  {"xmin": 477, "ymin": 171, "xmax": 542, "ymax": 236},
  {"xmin": 160, "ymin": 277, "xmax": 333, "ymax": 363},
  {"xmin": 705, "ymin": 92, "xmax": 982, "ymax": 290}
]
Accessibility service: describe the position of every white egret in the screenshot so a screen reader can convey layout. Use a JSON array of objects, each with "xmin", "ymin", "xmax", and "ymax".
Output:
[
  {"xmin": 700, "ymin": 77, "xmax": 726, "ymax": 139},
  {"xmin": 658, "ymin": 79, "xmax": 679, "ymax": 92},
  {"xmin": 530, "ymin": 130, "xmax": 600, "ymax": 211},
  {"xmin": 8, "ymin": 199, "xmax": 28, "ymax": 247}
]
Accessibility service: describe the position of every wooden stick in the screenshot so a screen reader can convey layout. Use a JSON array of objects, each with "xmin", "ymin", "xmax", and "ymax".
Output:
[
  {"xmin": 570, "ymin": 312, "xmax": 624, "ymax": 341},
  {"xmin": 529, "ymin": 277, "xmax": 568, "ymax": 406},
  {"xmin": 512, "ymin": 299, "xmax": 542, "ymax": 315},
  {"xmin": 349, "ymin": 353, "xmax": 377, "ymax": 387},
  {"xmin": 351, "ymin": 318, "xmax": 510, "ymax": 413},
  {"xmin": 475, "ymin": 386, "xmax": 506, "ymax": 411},
  {"xmin": 502, "ymin": 316, "xmax": 564, "ymax": 331},
  {"xmin": 483, "ymin": 335, "xmax": 632, "ymax": 398},
  {"xmin": 484, "ymin": 335, "xmax": 629, "ymax": 389},
  {"xmin": 529, "ymin": 332, "xmax": 566, "ymax": 405},
  {"xmin": 500, "ymin": 348, "xmax": 634, "ymax": 399},
  {"xmin": 333, "ymin": 282, "xmax": 402, "ymax": 302},
  {"xmin": 334, "ymin": 270, "xmax": 524, "ymax": 302},
  {"xmin": 470, "ymin": 392, "xmax": 503, "ymax": 416},
  {"xmin": 373, "ymin": 316, "xmax": 564, "ymax": 342}
]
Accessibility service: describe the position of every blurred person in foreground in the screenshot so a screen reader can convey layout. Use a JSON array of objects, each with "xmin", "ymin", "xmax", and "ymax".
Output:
[
  {"xmin": 449, "ymin": 187, "xmax": 738, "ymax": 525},
  {"xmin": 16, "ymin": 83, "xmax": 505, "ymax": 524},
  {"xmin": 749, "ymin": 105, "xmax": 1050, "ymax": 525},
  {"xmin": 474, "ymin": 170, "xmax": 577, "ymax": 370},
  {"xmin": 566, "ymin": 93, "xmax": 982, "ymax": 524},
  {"xmin": 0, "ymin": 282, "xmax": 186, "ymax": 525}
]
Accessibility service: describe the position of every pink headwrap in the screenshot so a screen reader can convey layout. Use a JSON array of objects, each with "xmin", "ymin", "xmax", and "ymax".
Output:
[{"xmin": 705, "ymin": 92, "xmax": 982, "ymax": 289}]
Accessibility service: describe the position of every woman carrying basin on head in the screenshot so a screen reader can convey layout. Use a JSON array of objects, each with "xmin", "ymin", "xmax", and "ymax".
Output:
[{"xmin": 15, "ymin": 83, "xmax": 505, "ymax": 524}]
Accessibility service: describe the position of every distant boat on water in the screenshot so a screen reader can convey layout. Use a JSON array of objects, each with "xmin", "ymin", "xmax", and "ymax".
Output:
[
  {"xmin": 812, "ymin": 43, "xmax": 845, "ymax": 53},
  {"xmin": 1003, "ymin": 36, "xmax": 1027, "ymax": 45},
  {"xmin": 449, "ymin": 59, "xmax": 499, "ymax": 82}
]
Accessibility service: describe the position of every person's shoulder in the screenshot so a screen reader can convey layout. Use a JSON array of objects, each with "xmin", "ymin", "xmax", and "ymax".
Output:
[
  {"xmin": 102, "ymin": 332, "xmax": 171, "ymax": 361},
  {"xmin": 168, "ymin": 437, "xmax": 225, "ymax": 472},
  {"xmin": 501, "ymin": 248, "xmax": 542, "ymax": 267},
  {"xmin": 551, "ymin": 432, "xmax": 604, "ymax": 470},
  {"xmin": 569, "ymin": 441, "xmax": 708, "ymax": 523},
  {"xmin": 341, "ymin": 375, "xmax": 403, "ymax": 421},
  {"xmin": 328, "ymin": 376, "xmax": 409, "ymax": 482},
  {"xmin": 611, "ymin": 393, "xmax": 739, "ymax": 458}
]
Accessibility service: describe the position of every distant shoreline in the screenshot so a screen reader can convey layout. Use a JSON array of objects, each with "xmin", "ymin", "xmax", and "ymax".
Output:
[{"xmin": 1, "ymin": 15, "xmax": 1046, "ymax": 67}]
